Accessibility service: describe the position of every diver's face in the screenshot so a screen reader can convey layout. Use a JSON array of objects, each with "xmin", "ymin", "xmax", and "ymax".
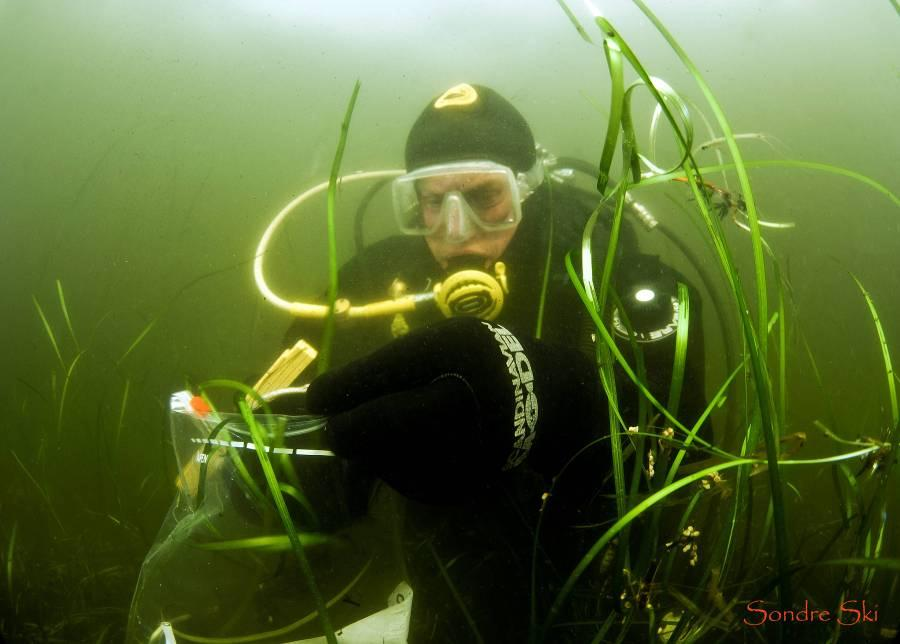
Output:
[{"xmin": 417, "ymin": 172, "xmax": 519, "ymax": 269}]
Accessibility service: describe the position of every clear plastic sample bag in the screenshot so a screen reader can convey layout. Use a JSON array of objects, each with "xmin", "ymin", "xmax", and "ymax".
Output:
[{"xmin": 127, "ymin": 392, "xmax": 410, "ymax": 644}]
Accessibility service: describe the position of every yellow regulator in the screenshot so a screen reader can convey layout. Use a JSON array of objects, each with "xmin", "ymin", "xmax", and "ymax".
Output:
[{"xmin": 433, "ymin": 262, "xmax": 507, "ymax": 321}]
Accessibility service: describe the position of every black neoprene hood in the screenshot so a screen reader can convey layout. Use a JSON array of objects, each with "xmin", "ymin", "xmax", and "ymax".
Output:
[{"xmin": 404, "ymin": 83, "xmax": 537, "ymax": 173}]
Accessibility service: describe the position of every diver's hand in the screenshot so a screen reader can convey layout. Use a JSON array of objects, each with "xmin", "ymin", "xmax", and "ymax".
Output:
[{"xmin": 306, "ymin": 317, "xmax": 601, "ymax": 503}]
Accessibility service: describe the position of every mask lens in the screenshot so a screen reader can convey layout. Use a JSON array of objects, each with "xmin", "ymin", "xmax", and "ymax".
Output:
[
  {"xmin": 392, "ymin": 162, "xmax": 523, "ymax": 236},
  {"xmin": 460, "ymin": 177, "xmax": 516, "ymax": 226}
]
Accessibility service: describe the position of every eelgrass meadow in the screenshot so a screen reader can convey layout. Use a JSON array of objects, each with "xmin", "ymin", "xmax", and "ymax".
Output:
[{"xmin": 2, "ymin": 2, "xmax": 898, "ymax": 642}]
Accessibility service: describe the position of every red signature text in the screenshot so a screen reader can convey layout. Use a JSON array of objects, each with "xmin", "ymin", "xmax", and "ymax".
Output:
[{"xmin": 743, "ymin": 600, "xmax": 878, "ymax": 627}]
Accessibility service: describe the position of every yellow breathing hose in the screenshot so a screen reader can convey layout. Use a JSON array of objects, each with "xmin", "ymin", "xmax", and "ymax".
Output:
[{"xmin": 254, "ymin": 170, "xmax": 507, "ymax": 321}]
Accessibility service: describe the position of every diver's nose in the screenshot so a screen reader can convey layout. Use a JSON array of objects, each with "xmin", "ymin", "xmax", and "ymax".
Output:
[{"xmin": 442, "ymin": 192, "xmax": 473, "ymax": 243}]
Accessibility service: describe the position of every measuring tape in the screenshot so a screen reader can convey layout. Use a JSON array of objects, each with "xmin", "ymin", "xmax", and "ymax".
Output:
[{"xmin": 189, "ymin": 436, "xmax": 335, "ymax": 459}]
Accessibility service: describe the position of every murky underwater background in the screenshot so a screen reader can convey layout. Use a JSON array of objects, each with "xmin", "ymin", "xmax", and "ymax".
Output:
[{"xmin": 1, "ymin": 0, "xmax": 898, "ymax": 641}]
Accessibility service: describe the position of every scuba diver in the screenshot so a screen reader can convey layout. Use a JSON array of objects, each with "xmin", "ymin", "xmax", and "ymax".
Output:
[{"xmin": 275, "ymin": 83, "xmax": 710, "ymax": 642}]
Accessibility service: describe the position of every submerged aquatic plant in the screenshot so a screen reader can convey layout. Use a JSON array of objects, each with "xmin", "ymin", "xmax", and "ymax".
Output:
[
  {"xmin": 318, "ymin": 80, "xmax": 362, "ymax": 376},
  {"xmin": 4, "ymin": 281, "xmax": 171, "ymax": 641},
  {"xmin": 6, "ymin": 5, "xmax": 898, "ymax": 644},
  {"xmin": 533, "ymin": 1, "xmax": 900, "ymax": 642}
]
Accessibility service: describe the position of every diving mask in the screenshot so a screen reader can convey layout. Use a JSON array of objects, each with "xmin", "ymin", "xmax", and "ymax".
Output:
[{"xmin": 392, "ymin": 160, "xmax": 543, "ymax": 240}]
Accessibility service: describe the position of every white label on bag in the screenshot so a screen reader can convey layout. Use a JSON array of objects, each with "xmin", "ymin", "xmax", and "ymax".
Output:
[{"xmin": 284, "ymin": 582, "xmax": 413, "ymax": 644}]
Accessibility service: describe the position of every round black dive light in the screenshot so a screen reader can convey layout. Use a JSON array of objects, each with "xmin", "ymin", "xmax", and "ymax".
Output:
[{"xmin": 612, "ymin": 282, "xmax": 680, "ymax": 343}]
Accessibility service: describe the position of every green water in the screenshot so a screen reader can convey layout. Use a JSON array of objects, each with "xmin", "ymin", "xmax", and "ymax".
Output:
[{"xmin": 2, "ymin": 1, "xmax": 898, "ymax": 641}]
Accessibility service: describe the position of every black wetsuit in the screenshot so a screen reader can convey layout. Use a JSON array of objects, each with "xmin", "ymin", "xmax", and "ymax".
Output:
[{"xmin": 282, "ymin": 182, "xmax": 708, "ymax": 642}]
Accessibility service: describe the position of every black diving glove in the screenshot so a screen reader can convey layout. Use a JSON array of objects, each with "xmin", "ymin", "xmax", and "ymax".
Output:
[{"xmin": 306, "ymin": 317, "xmax": 602, "ymax": 503}]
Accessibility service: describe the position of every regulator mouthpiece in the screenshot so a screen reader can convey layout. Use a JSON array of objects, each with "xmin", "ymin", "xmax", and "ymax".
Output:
[{"xmin": 433, "ymin": 261, "xmax": 507, "ymax": 320}]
